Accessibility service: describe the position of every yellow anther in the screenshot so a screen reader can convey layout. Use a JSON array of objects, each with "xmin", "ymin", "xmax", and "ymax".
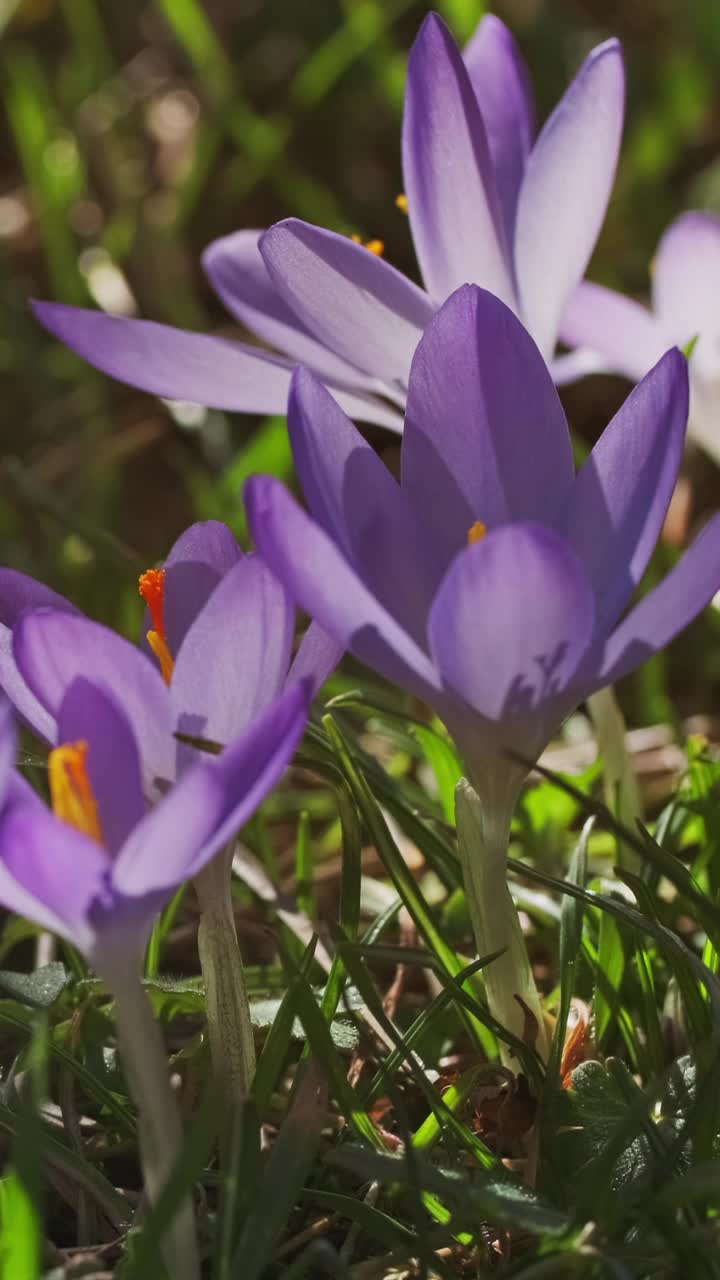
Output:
[
  {"xmin": 395, "ymin": 193, "xmax": 409, "ymax": 215},
  {"xmin": 467, "ymin": 520, "xmax": 488, "ymax": 546},
  {"xmin": 351, "ymin": 234, "xmax": 385, "ymax": 256},
  {"xmin": 49, "ymin": 741, "xmax": 103, "ymax": 844},
  {"xmin": 138, "ymin": 567, "xmax": 175, "ymax": 685}
]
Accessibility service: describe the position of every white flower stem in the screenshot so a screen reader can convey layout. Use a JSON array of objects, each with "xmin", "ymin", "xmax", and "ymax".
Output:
[
  {"xmin": 455, "ymin": 775, "xmax": 549, "ymax": 1067},
  {"xmin": 587, "ymin": 685, "xmax": 642, "ymax": 865},
  {"xmin": 98, "ymin": 951, "xmax": 199, "ymax": 1280},
  {"xmin": 194, "ymin": 847, "xmax": 256, "ymax": 1099}
]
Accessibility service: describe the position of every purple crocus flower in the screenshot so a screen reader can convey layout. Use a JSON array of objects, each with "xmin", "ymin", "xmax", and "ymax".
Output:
[
  {"xmin": 31, "ymin": 14, "xmax": 624, "ymax": 428},
  {"xmin": 0, "ymin": 520, "xmax": 340, "ymax": 790},
  {"xmin": 560, "ymin": 211, "xmax": 720, "ymax": 464},
  {"xmin": 0, "ymin": 681, "xmax": 306, "ymax": 1280},
  {"xmin": 244, "ymin": 283, "xmax": 720, "ymax": 800},
  {"xmin": 0, "ymin": 678, "xmax": 307, "ymax": 964}
]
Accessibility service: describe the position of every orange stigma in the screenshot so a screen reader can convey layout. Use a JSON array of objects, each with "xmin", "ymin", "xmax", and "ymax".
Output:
[
  {"xmin": 49, "ymin": 741, "xmax": 103, "ymax": 844},
  {"xmin": 395, "ymin": 193, "xmax": 409, "ymax": 215},
  {"xmin": 351, "ymin": 234, "xmax": 385, "ymax": 256},
  {"xmin": 138, "ymin": 568, "xmax": 174, "ymax": 685},
  {"xmin": 467, "ymin": 520, "xmax": 488, "ymax": 546}
]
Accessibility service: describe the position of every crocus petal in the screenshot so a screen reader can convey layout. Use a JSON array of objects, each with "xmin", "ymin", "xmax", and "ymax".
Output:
[
  {"xmin": 289, "ymin": 367, "xmax": 443, "ymax": 636},
  {"xmin": 0, "ymin": 570, "xmax": 79, "ymax": 742},
  {"xmin": 427, "ymin": 523, "xmax": 595, "ymax": 727},
  {"xmin": 31, "ymin": 301, "xmax": 403, "ymax": 431},
  {"xmin": 652, "ymin": 212, "xmax": 720, "ymax": 345},
  {"xmin": 260, "ymin": 219, "xmax": 433, "ymax": 388},
  {"xmin": 559, "ymin": 281, "xmax": 669, "ymax": 381},
  {"xmin": 245, "ymin": 475, "xmax": 442, "ymax": 701},
  {"xmin": 402, "ymin": 14, "xmax": 514, "ymax": 307},
  {"xmin": 14, "ymin": 611, "xmax": 175, "ymax": 789},
  {"xmin": 687, "ymin": 379, "xmax": 720, "ymax": 465},
  {"xmin": 286, "ymin": 622, "xmax": 343, "ymax": 695},
  {"xmin": 551, "ymin": 346, "xmax": 611, "ymax": 385},
  {"xmin": 514, "ymin": 39, "xmax": 625, "ymax": 359},
  {"xmin": 463, "ymin": 14, "xmax": 534, "ymax": 239},
  {"xmin": 171, "ymin": 555, "xmax": 294, "ymax": 747},
  {"xmin": 0, "ymin": 700, "xmax": 16, "ymax": 805},
  {"xmin": 0, "ymin": 794, "xmax": 109, "ymax": 951},
  {"xmin": 113, "ymin": 682, "xmax": 309, "ymax": 896},
  {"xmin": 557, "ymin": 348, "xmax": 688, "ymax": 631},
  {"xmin": 402, "ymin": 286, "xmax": 575, "ymax": 565},
  {"xmin": 0, "ymin": 568, "xmax": 76, "ymax": 625},
  {"xmin": 0, "ymin": 630, "xmax": 57, "ymax": 744},
  {"xmin": 161, "ymin": 519, "xmax": 244, "ymax": 654},
  {"xmin": 203, "ymin": 229, "xmax": 387, "ymax": 391},
  {"xmin": 57, "ymin": 678, "xmax": 145, "ymax": 857},
  {"xmin": 596, "ymin": 514, "xmax": 720, "ymax": 688}
]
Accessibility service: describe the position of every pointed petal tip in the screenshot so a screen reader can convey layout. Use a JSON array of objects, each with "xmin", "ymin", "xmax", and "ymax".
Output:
[{"xmin": 258, "ymin": 216, "xmax": 303, "ymax": 259}]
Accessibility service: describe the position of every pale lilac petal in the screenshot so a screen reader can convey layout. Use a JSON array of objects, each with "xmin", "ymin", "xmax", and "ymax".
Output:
[
  {"xmin": 245, "ymin": 475, "xmax": 442, "ymax": 702},
  {"xmin": 596, "ymin": 514, "xmax": 720, "ymax": 687},
  {"xmin": 514, "ymin": 40, "xmax": 625, "ymax": 359},
  {"xmin": 402, "ymin": 14, "xmax": 514, "ymax": 306},
  {"xmin": 652, "ymin": 212, "xmax": 720, "ymax": 343},
  {"xmin": 0, "ymin": 700, "xmax": 17, "ymax": 805},
  {"xmin": 171, "ymin": 555, "xmax": 294, "ymax": 747},
  {"xmin": 428, "ymin": 524, "xmax": 595, "ymax": 748},
  {"xmin": 551, "ymin": 346, "xmax": 613, "ymax": 385},
  {"xmin": 557, "ymin": 349, "xmax": 688, "ymax": 631},
  {"xmin": 0, "ymin": 795, "xmax": 109, "ymax": 950},
  {"xmin": 288, "ymin": 367, "xmax": 443, "ymax": 638},
  {"xmin": 14, "ymin": 611, "xmax": 175, "ymax": 789},
  {"xmin": 260, "ymin": 219, "xmax": 433, "ymax": 389},
  {"xmin": 113, "ymin": 683, "xmax": 309, "ymax": 895},
  {"xmin": 286, "ymin": 622, "xmax": 343, "ymax": 695},
  {"xmin": 402, "ymin": 286, "xmax": 574, "ymax": 566},
  {"xmin": 160, "ymin": 520, "xmax": 244, "ymax": 654},
  {"xmin": 0, "ymin": 570, "xmax": 79, "ymax": 742},
  {"xmin": 463, "ymin": 14, "xmax": 534, "ymax": 238},
  {"xmin": 687, "ymin": 378, "xmax": 720, "ymax": 464},
  {"xmin": 203, "ymin": 229, "xmax": 386, "ymax": 391},
  {"xmin": 164, "ymin": 520, "xmax": 243, "ymax": 574},
  {"xmin": 0, "ymin": 630, "xmax": 57, "ymax": 744},
  {"xmin": 0, "ymin": 569, "xmax": 76, "ymax": 625},
  {"xmin": 57, "ymin": 678, "xmax": 145, "ymax": 857},
  {"xmin": 31, "ymin": 301, "xmax": 403, "ymax": 431},
  {"xmin": 559, "ymin": 281, "xmax": 669, "ymax": 381}
]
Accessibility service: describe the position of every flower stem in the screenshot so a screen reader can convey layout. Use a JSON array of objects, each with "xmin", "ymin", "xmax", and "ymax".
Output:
[
  {"xmin": 99, "ymin": 953, "xmax": 199, "ymax": 1280},
  {"xmin": 194, "ymin": 847, "xmax": 256, "ymax": 1100},
  {"xmin": 455, "ymin": 776, "xmax": 549, "ymax": 1066},
  {"xmin": 587, "ymin": 686, "xmax": 642, "ymax": 866}
]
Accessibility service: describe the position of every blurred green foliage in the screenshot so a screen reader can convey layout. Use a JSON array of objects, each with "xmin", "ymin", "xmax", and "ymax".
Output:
[{"xmin": 0, "ymin": 0, "xmax": 719, "ymax": 713}]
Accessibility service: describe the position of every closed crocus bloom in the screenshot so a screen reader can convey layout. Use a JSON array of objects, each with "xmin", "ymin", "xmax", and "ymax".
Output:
[
  {"xmin": 31, "ymin": 14, "xmax": 624, "ymax": 428},
  {"xmin": 560, "ymin": 211, "xmax": 720, "ymax": 465},
  {"xmin": 0, "ymin": 680, "xmax": 307, "ymax": 1280},
  {"xmin": 245, "ymin": 285, "xmax": 720, "ymax": 1052}
]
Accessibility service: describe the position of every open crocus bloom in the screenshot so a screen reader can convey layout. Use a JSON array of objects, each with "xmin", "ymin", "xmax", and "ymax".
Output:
[
  {"xmin": 32, "ymin": 13, "xmax": 624, "ymax": 431},
  {"xmin": 245, "ymin": 284, "xmax": 720, "ymax": 805},
  {"xmin": 560, "ymin": 211, "xmax": 720, "ymax": 465},
  {"xmin": 0, "ymin": 679, "xmax": 307, "ymax": 964},
  {"xmin": 0, "ymin": 520, "xmax": 339, "ymax": 794}
]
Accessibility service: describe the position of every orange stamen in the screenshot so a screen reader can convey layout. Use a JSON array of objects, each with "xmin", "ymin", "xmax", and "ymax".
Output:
[
  {"xmin": 48, "ymin": 741, "xmax": 103, "ymax": 844},
  {"xmin": 138, "ymin": 568, "xmax": 175, "ymax": 685},
  {"xmin": 395, "ymin": 193, "xmax": 409, "ymax": 214},
  {"xmin": 467, "ymin": 520, "xmax": 488, "ymax": 546}
]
